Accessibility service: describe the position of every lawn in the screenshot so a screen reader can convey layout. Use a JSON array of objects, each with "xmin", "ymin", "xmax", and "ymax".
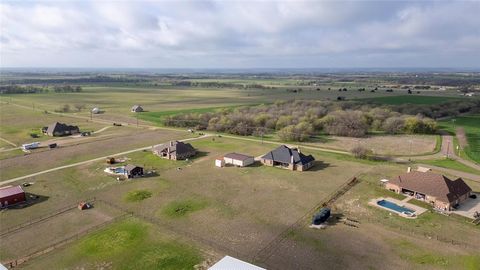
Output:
[
  {"xmin": 361, "ymin": 95, "xmax": 464, "ymax": 105},
  {"xmin": 418, "ymin": 158, "xmax": 480, "ymax": 175},
  {"xmin": 24, "ymin": 219, "xmax": 203, "ymax": 270},
  {"xmin": 439, "ymin": 114, "xmax": 480, "ymax": 163}
]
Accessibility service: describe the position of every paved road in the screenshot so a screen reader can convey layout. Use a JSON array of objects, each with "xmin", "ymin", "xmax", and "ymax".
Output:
[{"xmin": 0, "ymin": 135, "xmax": 209, "ymax": 186}]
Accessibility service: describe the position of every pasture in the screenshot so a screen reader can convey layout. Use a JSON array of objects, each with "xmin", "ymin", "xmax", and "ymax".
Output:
[
  {"xmin": 2, "ymin": 136, "xmax": 479, "ymax": 269},
  {"xmin": 439, "ymin": 115, "xmax": 480, "ymax": 163}
]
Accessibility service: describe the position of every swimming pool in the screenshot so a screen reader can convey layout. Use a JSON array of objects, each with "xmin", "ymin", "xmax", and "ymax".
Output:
[
  {"xmin": 377, "ymin": 199, "xmax": 414, "ymax": 215},
  {"xmin": 114, "ymin": 168, "xmax": 127, "ymax": 174}
]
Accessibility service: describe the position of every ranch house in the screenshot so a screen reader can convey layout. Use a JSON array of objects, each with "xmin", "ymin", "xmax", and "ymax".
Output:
[
  {"xmin": 260, "ymin": 145, "xmax": 315, "ymax": 171},
  {"xmin": 153, "ymin": 141, "xmax": 196, "ymax": 160},
  {"xmin": 385, "ymin": 171, "xmax": 472, "ymax": 211}
]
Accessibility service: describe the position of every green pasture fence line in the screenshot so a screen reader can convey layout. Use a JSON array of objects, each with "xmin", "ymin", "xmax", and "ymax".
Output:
[
  {"xmin": 361, "ymin": 215, "xmax": 473, "ymax": 249},
  {"xmin": 94, "ymin": 198, "xmax": 251, "ymax": 263},
  {"xmin": 2, "ymin": 212, "xmax": 131, "ymax": 269},
  {"xmin": 0, "ymin": 197, "xmax": 96, "ymax": 238}
]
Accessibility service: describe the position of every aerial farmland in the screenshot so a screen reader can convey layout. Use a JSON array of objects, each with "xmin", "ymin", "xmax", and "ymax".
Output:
[
  {"xmin": 1, "ymin": 1, "xmax": 480, "ymax": 268},
  {"xmin": 1, "ymin": 70, "xmax": 479, "ymax": 270}
]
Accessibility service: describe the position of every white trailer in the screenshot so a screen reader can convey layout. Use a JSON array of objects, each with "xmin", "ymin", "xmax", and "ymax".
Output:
[{"xmin": 22, "ymin": 142, "xmax": 40, "ymax": 151}]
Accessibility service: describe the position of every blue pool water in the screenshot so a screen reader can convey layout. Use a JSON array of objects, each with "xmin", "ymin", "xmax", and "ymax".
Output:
[
  {"xmin": 114, "ymin": 168, "xmax": 127, "ymax": 174},
  {"xmin": 377, "ymin": 199, "xmax": 414, "ymax": 214}
]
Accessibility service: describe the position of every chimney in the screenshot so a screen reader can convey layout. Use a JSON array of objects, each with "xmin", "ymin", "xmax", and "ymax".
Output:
[{"xmin": 407, "ymin": 167, "xmax": 411, "ymax": 173}]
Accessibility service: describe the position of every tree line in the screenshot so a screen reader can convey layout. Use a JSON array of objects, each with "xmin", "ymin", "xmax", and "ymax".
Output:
[
  {"xmin": 0, "ymin": 85, "xmax": 82, "ymax": 94},
  {"xmin": 161, "ymin": 100, "xmax": 467, "ymax": 141}
]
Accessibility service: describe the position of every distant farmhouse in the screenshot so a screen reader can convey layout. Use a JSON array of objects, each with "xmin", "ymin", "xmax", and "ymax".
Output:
[
  {"xmin": 153, "ymin": 141, "xmax": 196, "ymax": 160},
  {"xmin": 260, "ymin": 145, "xmax": 315, "ymax": 171},
  {"xmin": 43, "ymin": 122, "xmax": 80, "ymax": 136},
  {"xmin": 0, "ymin": 185, "xmax": 26, "ymax": 208},
  {"xmin": 385, "ymin": 171, "xmax": 472, "ymax": 211},
  {"xmin": 131, "ymin": 105, "xmax": 144, "ymax": 112},
  {"xmin": 217, "ymin": 152, "xmax": 255, "ymax": 167}
]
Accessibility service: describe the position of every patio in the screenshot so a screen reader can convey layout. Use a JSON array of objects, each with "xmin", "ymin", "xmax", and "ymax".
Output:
[{"xmin": 452, "ymin": 193, "xmax": 480, "ymax": 219}]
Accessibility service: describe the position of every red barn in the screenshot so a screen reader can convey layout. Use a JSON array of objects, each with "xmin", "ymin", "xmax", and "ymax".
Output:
[{"xmin": 0, "ymin": 185, "xmax": 26, "ymax": 208}]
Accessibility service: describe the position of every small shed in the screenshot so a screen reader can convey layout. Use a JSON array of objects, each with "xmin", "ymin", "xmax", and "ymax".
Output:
[
  {"xmin": 223, "ymin": 153, "xmax": 255, "ymax": 167},
  {"xmin": 131, "ymin": 105, "xmax": 144, "ymax": 113},
  {"xmin": 91, "ymin": 107, "xmax": 100, "ymax": 114},
  {"xmin": 125, "ymin": 164, "xmax": 144, "ymax": 178},
  {"xmin": 0, "ymin": 185, "xmax": 26, "ymax": 208},
  {"xmin": 215, "ymin": 158, "xmax": 225, "ymax": 168}
]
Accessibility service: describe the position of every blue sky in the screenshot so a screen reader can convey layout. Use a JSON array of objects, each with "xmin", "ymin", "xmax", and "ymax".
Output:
[{"xmin": 1, "ymin": 0, "xmax": 479, "ymax": 68}]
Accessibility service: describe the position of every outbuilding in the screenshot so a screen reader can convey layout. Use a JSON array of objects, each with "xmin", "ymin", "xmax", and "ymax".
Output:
[
  {"xmin": 223, "ymin": 152, "xmax": 255, "ymax": 167},
  {"xmin": 0, "ymin": 185, "xmax": 26, "ymax": 208},
  {"xmin": 125, "ymin": 164, "xmax": 144, "ymax": 178},
  {"xmin": 131, "ymin": 105, "xmax": 144, "ymax": 112},
  {"xmin": 91, "ymin": 107, "xmax": 101, "ymax": 114}
]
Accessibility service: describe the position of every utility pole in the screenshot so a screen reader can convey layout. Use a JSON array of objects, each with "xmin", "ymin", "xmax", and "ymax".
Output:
[
  {"xmin": 446, "ymin": 141, "xmax": 450, "ymax": 159},
  {"xmin": 90, "ymin": 110, "xmax": 92, "ymax": 121}
]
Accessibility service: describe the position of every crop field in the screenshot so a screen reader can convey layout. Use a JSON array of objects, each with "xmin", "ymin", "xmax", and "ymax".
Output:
[
  {"xmin": 439, "ymin": 115, "xmax": 480, "ymax": 163},
  {"xmin": 360, "ymin": 95, "xmax": 465, "ymax": 105}
]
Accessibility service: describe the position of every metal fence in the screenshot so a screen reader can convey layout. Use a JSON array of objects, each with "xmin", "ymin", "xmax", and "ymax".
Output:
[
  {"xmin": 3, "ymin": 213, "xmax": 131, "ymax": 269},
  {"xmin": 253, "ymin": 176, "xmax": 359, "ymax": 263},
  {"xmin": 0, "ymin": 197, "xmax": 96, "ymax": 237}
]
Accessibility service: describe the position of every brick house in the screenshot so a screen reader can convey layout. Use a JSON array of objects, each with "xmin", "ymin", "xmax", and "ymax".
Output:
[
  {"xmin": 260, "ymin": 145, "xmax": 315, "ymax": 171},
  {"xmin": 44, "ymin": 122, "xmax": 80, "ymax": 136},
  {"xmin": 385, "ymin": 171, "xmax": 472, "ymax": 211},
  {"xmin": 152, "ymin": 141, "xmax": 196, "ymax": 160}
]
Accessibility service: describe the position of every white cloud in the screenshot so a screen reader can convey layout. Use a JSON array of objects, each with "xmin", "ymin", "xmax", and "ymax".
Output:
[{"xmin": 1, "ymin": 0, "xmax": 479, "ymax": 68}]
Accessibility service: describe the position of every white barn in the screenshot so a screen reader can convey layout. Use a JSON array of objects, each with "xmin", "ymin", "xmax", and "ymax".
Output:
[{"xmin": 223, "ymin": 153, "xmax": 254, "ymax": 167}]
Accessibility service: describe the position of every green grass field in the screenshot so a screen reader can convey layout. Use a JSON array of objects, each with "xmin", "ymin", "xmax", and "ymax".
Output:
[
  {"xmin": 439, "ymin": 115, "xmax": 480, "ymax": 163},
  {"xmin": 25, "ymin": 219, "xmax": 203, "ymax": 269},
  {"xmin": 418, "ymin": 158, "xmax": 480, "ymax": 175},
  {"xmin": 361, "ymin": 95, "xmax": 463, "ymax": 105}
]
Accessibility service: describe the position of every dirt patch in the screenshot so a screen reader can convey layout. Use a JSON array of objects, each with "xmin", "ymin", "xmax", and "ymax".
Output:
[{"xmin": 456, "ymin": 127, "xmax": 468, "ymax": 148}]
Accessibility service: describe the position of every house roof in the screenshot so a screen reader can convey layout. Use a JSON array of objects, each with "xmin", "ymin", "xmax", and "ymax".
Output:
[
  {"xmin": 153, "ymin": 141, "xmax": 195, "ymax": 155},
  {"xmin": 208, "ymin": 256, "xmax": 265, "ymax": 270},
  {"xmin": 125, "ymin": 164, "xmax": 142, "ymax": 171},
  {"xmin": 261, "ymin": 145, "xmax": 314, "ymax": 165},
  {"xmin": 0, "ymin": 185, "xmax": 25, "ymax": 198},
  {"xmin": 131, "ymin": 105, "xmax": 143, "ymax": 111},
  {"xmin": 389, "ymin": 172, "xmax": 472, "ymax": 203},
  {"xmin": 224, "ymin": 152, "xmax": 253, "ymax": 161},
  {"xmin": 46, "ymin": 122, "xmax": 79, "ymax": 134}
]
